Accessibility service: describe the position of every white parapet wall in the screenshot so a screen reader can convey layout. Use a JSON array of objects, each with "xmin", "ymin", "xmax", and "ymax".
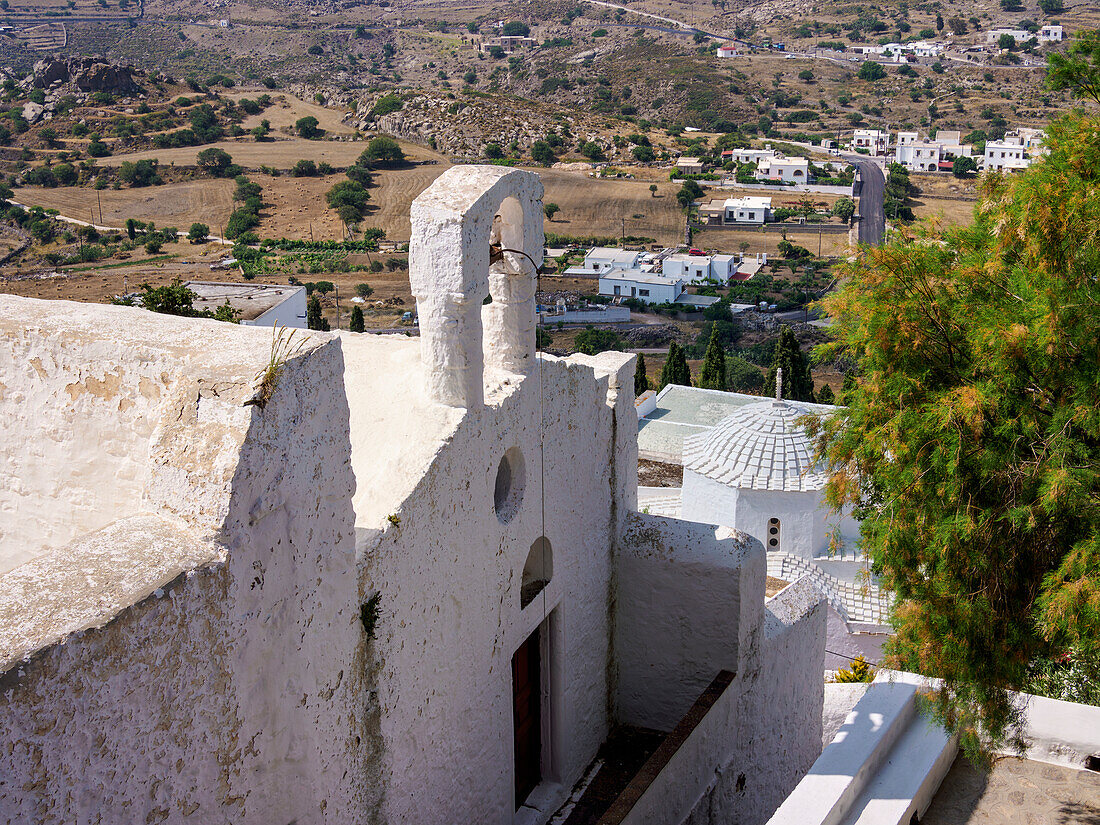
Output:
[{"xmin": 768, "ymin": 671, "xmax": 957, "ymax": 825}]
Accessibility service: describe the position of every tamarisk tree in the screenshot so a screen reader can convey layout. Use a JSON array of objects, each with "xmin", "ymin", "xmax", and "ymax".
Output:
[{"xmin": 814, "ymin": 113, "xmax": 1100, "ymax": 758}]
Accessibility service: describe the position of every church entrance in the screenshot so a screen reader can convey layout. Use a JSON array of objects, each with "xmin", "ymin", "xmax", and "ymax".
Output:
[{"xmin": 512, "ymin": 626, "xmax": 541, "ymax": 808}]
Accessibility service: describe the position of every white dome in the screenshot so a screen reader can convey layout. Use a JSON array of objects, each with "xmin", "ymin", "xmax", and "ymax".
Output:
[{"xmin": 682, "ymin": 400, "xmax": 826, "ymax": 492}]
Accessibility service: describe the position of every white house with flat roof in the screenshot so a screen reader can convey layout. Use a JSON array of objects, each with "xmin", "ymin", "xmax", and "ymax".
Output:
[
  {"xmin": 755, "ymin": 156, "xmax": 809, "ymax": 182},
  {"xmin": 663, "ymin": 253, "xmax": 739, "ymax": 284},
  {"xmin": 1039, "ymin": 24, "xmax": 1063, "ymax": 42},
  {"xmin": 724, "ymin": 196, "xmax": 772, "ymax": 225},
  {"xmin": 984, "ymin": 140, "xmax": 1029, "ymax": 171},
  {"xmin": 895, "ymin": 142, "xmax": 942, "ymax": 172},
  {"xmin": 583, "ymin": 247, "xmax": 646, "ymax": 273},
  {"xmin": 599, "ymin": 268, "xmax": 684, "ymax": 303},
  {"xmin": 852, "ymin": 129, "xmax": 890, "ymax": 155},
  {"xmin": 723, "ymin": 148, "xmax": 778, "ymax": 166}
]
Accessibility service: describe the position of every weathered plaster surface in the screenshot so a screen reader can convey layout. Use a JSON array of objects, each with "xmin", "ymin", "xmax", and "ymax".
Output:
[{"xmin": 0, "ymin": 308, "xmax": 364, "ymax": 825}]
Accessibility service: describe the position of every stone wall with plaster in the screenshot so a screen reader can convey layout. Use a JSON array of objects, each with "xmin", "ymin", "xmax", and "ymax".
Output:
[{"xmin": 0, "ymin": 300, "xmax": 366, "ymax": 825}]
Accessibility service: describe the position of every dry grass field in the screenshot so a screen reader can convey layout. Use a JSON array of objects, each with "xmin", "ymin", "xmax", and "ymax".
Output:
[
  {"xmin": 225, "ymin": 92, "xmax": 358, "ymax": 137},
  {"xmin": 17, "ymin": 179, "xmax": 236, "ymax": 231}
]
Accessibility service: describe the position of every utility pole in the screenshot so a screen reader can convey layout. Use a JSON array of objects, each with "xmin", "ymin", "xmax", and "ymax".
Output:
[
  {"xmin": 96, "ymin": 189, "xmax": 103, "ymax": 225},
  {"xmin": 621, "ymin": 217, "xmax": 626, "ymax": 244},
  {"xmin": 310, "ymin": 223, "xmax": 314, "ymax": 243},
  {"xmin": 334, "ymin": 285, "xmax": 340, "ymax": 330}
]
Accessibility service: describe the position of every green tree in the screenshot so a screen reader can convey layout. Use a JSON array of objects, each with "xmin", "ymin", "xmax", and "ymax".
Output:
[
  {"xmin": 699, "ymin": 326, "xmax": 727, "ymax": 390},
  {"xmin": 356, "ymin": 282, "xmax": 374, "ymax": 298},
  {"xmin": 814, "ymin": 113, "xmax": 1100, "ymax": 757},
  {"xmin": 858, "ymin": 61, "xmax": 886, "ymax": 81},
  {"xmin": 1038, "ymin": 0, "xmax": 1064, "ymax": 12},
  {"xmin": 296, "ymin": 116, "xmax": 322, "ymax": 139},
  {"xmin": 634, "ymin": 353, "xmax": 648, "ymax": 396},
  {"xmin": 1048, "ymin": 29, "xmax": 1100, "ymax": 106},
  {"xmin": 726, "ymin": 356, "xmax": 764, "ymax": 393},
  {"xmin": 649, "ymin": 183, "xmax": 658, "ymax": 197},
  {"xmin": 125, "ymin": 218, "xmax": 136, "ymax": 240},
  {"xmin": 137, "ymin": 278, "xmax": 201, "ymax": 315},
  {"xmin": 361, "ymin": 135, "xmax": 405, "ymax": 166},
  {"xmin": 659, "ymin": 341, "xmax": 692, "ymax": 388},
  {"xmin": 502, "ymin": 20, "xmax": 530, "ymax": 36},
  {"xmin": 952, "ymin": 156, "xmax": 978, "ymax": 178},
  {"xmin": 196, "ymin": 147, "xmax": 233, "ymax": 177},
  {"xmin": 997, "ymin": 33, "xmax": 1017, "ymax": 50},
  {"xmin": 349, "ymin": 304, "xmax": 365, "ymax": 332},
  {"xmin": 543, "ymin": 202, "xmax": 561, "ymax": 221},
  {"xmin": 187, "ymin": 222, "xmax": 209, "ymax": 243},
  {"xmin": 580, "ymin": 141, "xmax": 605, "ymax": 161},
  {"xmin": 632, "ymin": 145, "xmax": 656, "ymax": 163},
  {"xmin": 484, "ymin": 142, "xmax": 503, "ymax": 159},
  {"xmin": 213, "ymin": 300, "xmax": 240, "ymax": 323},
  {"xmin": 306, "ymin": 293, "xmax": 329, "ymax": 330},
  {"xmin": 326, "ymin": 180, "xmax": 370, "ymax": 218},
  {"xmin": 575, "ymin": 326, "xmax": 623, "ymax": 355},
  {"xmin": 831, "ymin": 197, "xmax": 856, "ymax": 221},
  {"xmin": 531, "ymin": 140, "xmax": 556, "ymax": 165},
  {"xmin": 763, "ymin": 326, "xmax": 813, "ymax": 401}
]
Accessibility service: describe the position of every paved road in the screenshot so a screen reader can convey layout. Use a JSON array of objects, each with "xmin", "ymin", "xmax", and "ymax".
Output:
[{"xmin": 845, "ymin": 156, "xmax": 886, "ymax": 246}]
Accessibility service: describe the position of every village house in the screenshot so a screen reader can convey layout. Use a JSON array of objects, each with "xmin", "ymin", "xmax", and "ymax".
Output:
[
  {"xmin": 479, "ymin": 34, "xmax": 538, "ymax": 54},
  {"xmin": 723, "ymin": 147, "xmax": 778, "ymax": 166},
  {"xmin": 984, "ymin": 139, "xmax": 1030, "ymax": 171},
  {"xmin": 895, "ymin": 141, "xmax": 942, "ymax": 172},
  {"xmin": 717, "ymin": 42, "xmax": 739, "ymax": 57},
  {"xmin": 0, "ymin": 168, "xmax": 828, "ymax": 825},
  {"xmin": 755, "ymin": 155, "xmax": 810, "ymax": 183},
  {"xmin": 598, "ymin": 266, "xmax": 685, "ymax": 303},
  {"xmin": 662, "ymin": 251, "xmax": 768, "ymax": 285},
  {"xmin": 851, "ymin": 129, "xmax": 890, "ymax": 155},
  {"xmin": 674, "ymin": 156, "xmax": 706, "ymax": 175},
  {"xmin": 562, "ymin": 246, "xmax": 647, "ymax": 277}
]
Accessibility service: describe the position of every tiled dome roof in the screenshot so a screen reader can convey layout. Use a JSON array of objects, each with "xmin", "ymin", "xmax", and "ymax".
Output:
[{"xmin": 682, "ymin": 400, "xmax": 826, "ymax": 492}]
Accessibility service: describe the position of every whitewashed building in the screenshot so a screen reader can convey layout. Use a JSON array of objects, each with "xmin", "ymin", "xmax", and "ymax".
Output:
[
  {"xmin": 717, "ymin": 42, "xmax": 739, "ymax": 57},
  {"xmin": 1039, "ymin": 24, "xmax": 1063, "ymax": 42},
  {"xmin": 0, "ymin": 167, "xmax": 827, "ymax": 825},
  {"xmin": 852, "ymin": 129, "xmax": 890, "ymax": 155},
  {"xmin": 984, "ymin": 140, "xmax": 1030, "ymax": 171},
  {"xmin": 663, "ymin": 252, "xmax": 739, "ymax": 284},
  {"xmin": 724, "ymin": 195, "xmax": 772, "ymax": 224},
  {"xmin": 599, "ymin": 267, "xmax": 685, "ymax": 303},
  {"xmin": 755, "ymin": 155, "xmax": 809, "ymax": 182},
  {"xmin": 895, "ymin": 141, "xmax": 942, "ymax": 172},
  {"xmin": 679, "ymin": 395, "xmax": 859, "ymax": 560},
  {"xmin": 723, "ymin": 148, "xmax": 778, "ymax": 166},
  {"xmin": 583, "ymin": 246, "xmax": 645, "ymax": 273}
]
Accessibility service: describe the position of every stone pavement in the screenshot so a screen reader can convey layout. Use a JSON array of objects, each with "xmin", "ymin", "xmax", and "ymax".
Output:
[{"xmin": 922, "ymin": 755, "xmax": 1100, "ymax": 825}]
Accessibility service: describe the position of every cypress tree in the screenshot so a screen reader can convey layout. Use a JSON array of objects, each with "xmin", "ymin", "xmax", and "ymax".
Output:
[
  {"xmin": 307, "ymin": 293, "xmax": 329, "ymax": 331},
  {"xmin": 350, "ymin": 304, "xmax": 365, "ymax": 333},
  {"xmin": 699, "ymin": 326, "xmax": 727, "ymax": 390},
  {"xmin": 660, "ymin": 341, "xmax": 692, "ymax": 389},
  {"xmin": 634, "ymin": 353, "xmax": 648, "ymax": 396},
  {"xmin": 764, "ymin": 326, "xmax": 813, "ymax": 401}
]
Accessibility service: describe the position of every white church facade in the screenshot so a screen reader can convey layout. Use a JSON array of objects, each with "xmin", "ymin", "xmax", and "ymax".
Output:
[{"xmin": 0, "ymin": 167, "xmax": 827, "ymax": 825}]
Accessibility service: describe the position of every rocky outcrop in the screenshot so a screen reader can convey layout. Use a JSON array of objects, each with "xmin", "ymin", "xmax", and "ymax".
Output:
[
  {"xmin": 31, "ymin": 57, "xmax": 140, "ymax": 94},
  {"xmin": 31, "ymin": 59, "xmax": 69, "ymax": 89}
]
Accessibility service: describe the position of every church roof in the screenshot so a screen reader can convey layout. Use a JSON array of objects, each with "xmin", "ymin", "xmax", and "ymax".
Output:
[{"xmin": 682, "ymin": 399, "xmax": 827, "ymax": 492}]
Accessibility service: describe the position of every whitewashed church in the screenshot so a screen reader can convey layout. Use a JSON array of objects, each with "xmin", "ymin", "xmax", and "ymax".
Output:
[{"xmin": 0, "ymin": 167, "xmax": 827, "ymax": 825}]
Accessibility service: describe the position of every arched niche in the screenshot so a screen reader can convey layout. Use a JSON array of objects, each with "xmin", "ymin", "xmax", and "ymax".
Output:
[{"xmin": 521, "ymin": 537, "xmax": 552, "ymax": 609}]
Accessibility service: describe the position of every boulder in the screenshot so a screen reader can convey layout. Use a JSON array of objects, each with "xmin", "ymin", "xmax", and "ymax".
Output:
[{"xmin": 22, "ymin": 101, "xmax": 44, "ymax": 124}]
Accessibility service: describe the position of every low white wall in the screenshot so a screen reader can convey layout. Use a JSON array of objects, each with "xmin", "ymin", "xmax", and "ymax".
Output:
[
  {"xmin": 614, "ymin": 513, "xmax": 760, "ymax": 732},
  {"xmin": 540, "ymin": 307, "xmax": 632, "ymax": 324},
  {"xmin": 1013, "ymin": 692, "xmax": 1100, "ymax": 770},
  {"xmin": 244, "ymin": 285, "xmax": 307, "ymax": 328}
]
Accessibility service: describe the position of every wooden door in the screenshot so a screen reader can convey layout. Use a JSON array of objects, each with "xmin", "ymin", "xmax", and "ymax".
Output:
[{"xmin": 512, "ymin": 628, "xmax": 541, "ymax": 808}]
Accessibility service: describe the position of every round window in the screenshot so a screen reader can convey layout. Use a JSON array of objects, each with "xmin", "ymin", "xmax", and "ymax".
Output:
[{"xmin": 494, "ymin": 447, "xmax": 526, "ymax": 522}]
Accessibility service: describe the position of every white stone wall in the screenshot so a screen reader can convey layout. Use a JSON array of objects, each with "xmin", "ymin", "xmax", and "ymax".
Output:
[
  {"xmin": 355, "ymin": 350, "xmax": 637, "ymax": 824},
  {"xmin": 614, "ymin": 513, "xmax": 761, "ymax": 732},
  {"xmin": 0, "ymin": 305, "xmax": 366, "ymax": 825},
  {"xmin": 243, "ymin": 285, "xmax": 307, "ymax": 328}
]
